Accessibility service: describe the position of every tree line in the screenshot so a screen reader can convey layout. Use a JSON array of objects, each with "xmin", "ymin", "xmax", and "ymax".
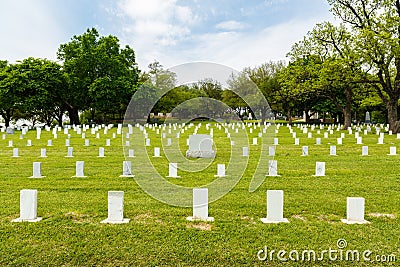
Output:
[
  {"xmin": 1, "ymin": 1, "xmax": 400, "ymax": 132},
  {"xmin": 0, "ymin": 28, "xmax": 139, "ymax": 127}
]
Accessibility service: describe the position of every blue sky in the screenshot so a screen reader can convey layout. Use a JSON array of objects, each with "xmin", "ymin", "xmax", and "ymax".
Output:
[{"xmin": 0, "ymin": 0, "xmax": 334, "ymax": 71}]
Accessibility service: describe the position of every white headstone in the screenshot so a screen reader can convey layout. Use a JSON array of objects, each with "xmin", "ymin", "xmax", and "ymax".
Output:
[
  {"xmin": 314, "ymin": 162, "xmax": 325, "ymax": 176},
  {"xmin": 316, "ymin": 138, "xmax": 321, "ymax": 145},
  {"xmin": 388, "ymin": 146, "xmax": 397, "ymax": 156},
  {"xmin": 65, "ymin": 139, "xmax": 70, "ymax": 147},
  {"xmin": 242, "ymin": 147, "xmax": 249, "ymax": 157},
  {"xmin": 337, "ymin": 138, "xmax": 343, "ymax": 145},
  {"xmin": 215, "ymin": 164, "xmax": 226, "ymax": 177},
  {"xmin": 167, "ymin": 163, "xmax": 180, "ymax": 178},
  {"xmin": 294, "ymin": 138, "xmax": 299, "ymax": 145},
  {"xmin": 66, "ymin": 147, "xmax": 73, "ymax": 157},
  {"xmin": 186, "ymin": 134, "xmax": 215, "ymax": 158},
  {"xmin": 26, "ymin": 140, "xmax": 32, "ymax": 147},
  {"xmin": 12, "ymin": 148, "xmax": 19, "ymax": 157},
  {"xmin": 301, "ymin": 146, "xmax": 308, "ymax": 156},
  {"xmin": 8, "ymin": 140, "xmax": 13, "ymax": 147},
  {"xmin": 341, "ymin": 197, "xmax": 369, "ymax": 224},
  {"xmin": 377, "ymin": 137, "xmax": 384, "ymax": 144},
  {"xmin": 269, "ymin": 146, "xmax": 275, "ymax": 156},
  {"xmin": 47, "ymin": 140, "xmax": 52, "ymax": 147},
  {"xmin": 187, "ymin": 188, "xmax": 214, "ymax": 222},
  {"xmin": 267, "ymin": 160, "xmax": 280, "ymax": 177},
  {"xmin": 101, "ymin": 191, "xmax": 129, "ymax": 224},
  {"xmin": 324, "ymin": 132, "xmax": 328, "ymax": 138},
  {"xmin": 153, "ymin": 147, "xmax": 161, "ymax": 157},
  {"xmin": 30, "ymin": 162, "xmax": 45, "ymax": 178},
  {"xmin": 274, "ymin": 138, "xmax": 279, "ymax": 145},
  {"xmin": 120, "ymin": 161, "xmax": 134, "ymax": 177},
  {"xmin": 125, "ymin": 141, "xmax": 130, "ymax": 147},
  {"xmin": 73, "ymin": 161, "xmax": 86, "ymax": 178},
  {"xmin": 362, "ymin": 146, "xmax": 368, "ymax": 156},
  {"xmin": 330, "ymin": 146, "xmax": 337, "ymax": 156},
  {"xmin": 128, "ymin": 149, "xmax": 135, "ymax": 158},
  {"xmin": 145, "ymin": 138, "xmax": 151, "ymax": 146},
  {"xmin": 98, "ymin": 147, "xmax": 105, "ymax": 158},
  {"xmin": 252, "ymin": 137, "xmax": 258, "ymax": 145},
  {"xmin": 12, "ymin": 189, "xmax": 42, "ymax": 222},
  {"xmin": 40, "ymin": 148, "xmax": 47, "ymax": 158},
  {"xmin": 260, "ymin": 190, "xmax": 289, "ymax": 223},
  {"xmin": 166, "ymin": 138, "xmax": 172, "ymax": 146},
  {"xmin": 106, "ymin": 139, "xmax": 111, "ymax": 146},
  {"xmin": 307, "ymin": 132, "xmax": 312, "ymax": 138}
]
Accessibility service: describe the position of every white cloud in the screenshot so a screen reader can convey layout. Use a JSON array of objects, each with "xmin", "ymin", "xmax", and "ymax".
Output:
[
  {"xmin": 0, "ymin": 0, "xmax": 63, "ymax": 62},
  {"xmin": 117, "ymin": 0, "xmax": 200, "ymax": 68},
  {"xmin": 151, "ymin": 16, "xmax": 334, "ymax": 72},
  {"xmin": 215, "ymin": 20, "xmax": 247, "ymax": 31},
  {"xmin": 114, "ymin": 0, "xmax": 334, "ymax": 71}
]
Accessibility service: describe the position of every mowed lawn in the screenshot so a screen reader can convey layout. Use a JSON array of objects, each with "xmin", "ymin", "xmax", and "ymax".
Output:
[{"xmin": 0, "ymin": 123, "xmax": 399, "ymax": 266}]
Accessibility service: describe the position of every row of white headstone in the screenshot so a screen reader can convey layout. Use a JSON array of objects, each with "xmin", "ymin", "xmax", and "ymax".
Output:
[
  {"xmin": 4, "ymin": 138, "xmax": 116, "ymax": 147},
  {"xmin": 26, "ymin": 161, "xmax": 227, "ymax": 178},
  {"xmin": 8, "ymin": 147, "xmax": 138, "ymax": 158},
  {"xmin": 23, "ymin": 153, "xmax": 387, "ymax": 178},
  {"xmin": 27, "ymin": 161, "xmax": 135, "ymax": 178},
  {"xmin": 11, "ymin": 189, "xmax": 369, "ymax": 225}
]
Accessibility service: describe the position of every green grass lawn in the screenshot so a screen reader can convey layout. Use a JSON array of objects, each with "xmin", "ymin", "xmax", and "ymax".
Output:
[{"xmin": 0, "ymin": 123, "xmax": 399, "ymax": 266}]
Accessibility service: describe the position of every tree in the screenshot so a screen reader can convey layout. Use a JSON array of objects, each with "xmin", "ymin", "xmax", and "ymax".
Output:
[
  {"xmin": 13, "ymin": 58, "xmax": 66, "ymax": 126},
  {"xmin": 288, "ymin": 21, "xmax": 364, "ymax": 128},
  {"xmin": 57, "ymin": 28, "xmax": 139, "ymax": 124},
  {"xmin": 0, "ymin": 61, "xmax": 21, "ymax": 127},
  {"xmin": 192, "ymin": 78, "xmax": 223, "ymax": 101},
  {"xmin": 226, "ymin": 71, "xmax": 269, "ymax": 121},
  {"xmin": 244, "ymin": 61, "xmax": 286, "ymax": 122},
  {"xmin": 327, "ymin": 0, "xmax": 400, "ymax": 132},
  {"xmin": 277, "ymin": 55, "xmax": 322, "ymax": 124}
]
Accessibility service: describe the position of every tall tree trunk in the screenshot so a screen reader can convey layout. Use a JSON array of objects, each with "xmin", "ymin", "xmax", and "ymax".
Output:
[
  {"xmin": 343, "ymin": 109, "xmax": 352, "ymax": 130},
  {"xmin": 287, "ymin": 109, "xmax": 292, "ymax": 125},
  {"xmin": 91, "ymin": 108, "xmax": 96, "ymax": 121},
  {"xmin": 67, "ymin": 107, "xmax": 80, "ymax": 125},
  {"xmin": 4, "ymin": 115, "xmax": 11, "ymax": 128},
  {"xmin": 305, "ymin": 110, "xmax": 310, "ymax": 124},
  {"xmin": 342, "ymin": 87, "xmax": 353, "ymax": 129},
  {"xmin": 3, "ymin": 110, "xmax": 12, "ymax": 128},
  {"xmin": 260, "ymin": 106, "xmax": 267, "ymax": 123},
  {"xmin": 387, "ymin": 98, "xmax": 400, "ymax": 133}
]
